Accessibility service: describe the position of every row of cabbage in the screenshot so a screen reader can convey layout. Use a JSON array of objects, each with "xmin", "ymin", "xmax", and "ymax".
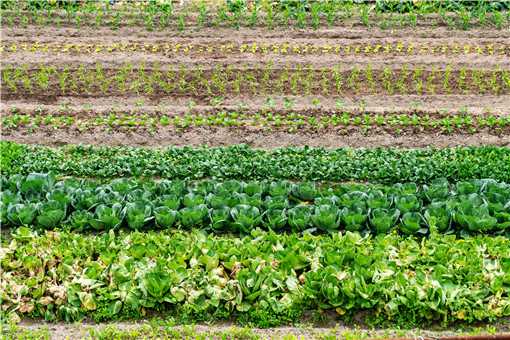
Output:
[
  {"xmin": 2, "ymin": 228, "xmax": 509, "ymax": 325},
  {"xmin": 2, "ymin": 173, "xmax": 509, "ymax": 234}
]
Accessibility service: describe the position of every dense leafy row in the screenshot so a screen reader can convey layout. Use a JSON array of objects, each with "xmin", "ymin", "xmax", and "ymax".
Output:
[
  {"xmin": 2, "ymin": 174, "xmax": 509, "ymax": 234},
  {"xmin": 2, "ymin": 41, "xmax": 509, "ymax": 56},
  {"xmin": 2, "ymin": 228, "xmax": 509, "ymax": 326},
  {"xmin": 3, "ymin": 64, "xmax": 509, "ymax": 98},
  {"xmin": 2, "ymin": 0, "xmax": 509, "ymax": 30},
  {"xmin": 3, "ymin": 110, "xmax": 509, "ymax": 135},
  {"xmin": 2, "ymin": 142, "xmax": 509, "ymax": 183}
]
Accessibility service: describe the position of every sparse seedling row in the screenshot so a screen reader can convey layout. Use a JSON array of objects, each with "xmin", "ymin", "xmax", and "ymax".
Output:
[
  {"xmin": 2, "ymin": 0, "xmax": 509, "ymax": 30},
  {"xmin": 2, "ymin": 41, "xmax": 509, "ymax": 56},
  {"xmin": 3, "ymin": 64, "xmax": 509, "ymax": 99},
  {"xmin": 2, "ymin": 110, "xmax": 509, "ymax": 135}
]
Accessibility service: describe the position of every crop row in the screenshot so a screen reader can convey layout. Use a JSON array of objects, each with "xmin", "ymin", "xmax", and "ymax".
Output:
[
  {"xmin": 5, "ymin": 0, "xmax": 509, "ymax": 13},
  {"xmin": 2, "ymin": 41, "xmax": 509, "ymax": 56},
  {"xmin": 3, "ymin": 64, "xmax": 510, "ymax": 98},
  {"xmin": 3, "ymin": 111, "xmax": 510, "ymax": 135},
  {"xmin": 3, "ymin": 173, "xmax": 509, "ymax": 235},
  {"xmin": 3, "ymin": 1, "xmax": 509, "ymax": 30},
  {"xmin": 6, "ymin": 0, "xmax": 509, "ymax": 12},
  {"xmin": 2, "ymin": 142, "xmax": 509, "ymax": 183},
  {"xmin": 2, "ymin": 227, "xmax": 509, "ymax": 325}
]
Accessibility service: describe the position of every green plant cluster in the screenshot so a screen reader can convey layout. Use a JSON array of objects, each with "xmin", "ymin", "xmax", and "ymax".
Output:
[
  {"xmin": 2, "ymin": 142, "xmax": 509, "ymax": 183},
  {"xmin": 2, "ymin": 0, "xmax": 509, "ymax": 30},
  {"xmin": 2, "ymin": 174, "xmax": 510, "ymax": 235},
  {"xmin": 3, "ymin": 64, "xmax": 509, "ymax": 98},
  {"xmin": 3, "ymin": 110, "xmax": 509, "ymax": 135},
  {"xmin": 2, "ymin": 228, "xmax": 510, "ymax": 326}
]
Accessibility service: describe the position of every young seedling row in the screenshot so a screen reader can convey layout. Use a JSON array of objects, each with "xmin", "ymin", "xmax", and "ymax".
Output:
[
  {"xmin": 3, "ymin": 110, "xmax": 510, "ymax": 136},
  {"xmin": 2, "ymin": 64, "xmax": 510, "ymax": 100},
  {"xmin": 2, "ymin": 40, "xmax": 510, "ymax": 56},
  {"xmin": 3, "ymin": 0, "xmax": 509, "ymax": 30}
]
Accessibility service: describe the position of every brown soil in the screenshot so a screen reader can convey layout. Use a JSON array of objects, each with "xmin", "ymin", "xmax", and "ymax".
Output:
[
  {"xmin": 4, "ymin": 51, "xmax": 510, "ymax": 68},
  {"xmin": 4, "ymin": 25, "xmax": 510, "ymax": 40},
  {"xmin": 3, "ymin": 127, "xmax": 509, "ymax": 149},
  {"xmin": 3, "ymin": 21, "xmax": 509, "ymax": 148},
  {"xmin": 4, "ymin": 36, "xmax": 510, "ymax": 46}
]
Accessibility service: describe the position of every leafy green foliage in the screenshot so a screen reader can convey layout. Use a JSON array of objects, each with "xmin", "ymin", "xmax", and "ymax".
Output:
[
  {"xmin": 2, "ymin": 174, "xmax": 509, "ymax": 235},
  {"xmin": 2, "ymin": 229, "xmax": 510, "ymax": 326},
  {"xmin": 2, "ymin": 142, "xmax": 509, "ymax": 183}
]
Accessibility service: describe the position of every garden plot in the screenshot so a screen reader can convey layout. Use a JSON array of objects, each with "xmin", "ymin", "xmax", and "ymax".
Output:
[{"xmin": 1, "ymin": 1, "xmax": 510, "ymax": 338}]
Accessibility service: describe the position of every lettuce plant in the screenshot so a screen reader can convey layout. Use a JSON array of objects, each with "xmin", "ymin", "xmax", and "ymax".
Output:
[
  {"xmin": 179, "ymin": 204, "xmax": 208, "ymax": 228},
  {"xmin": 125, "ymin": 202, "xmax": 153, "ymax": 230},
  {"xmin": 288, "ymin": 205, "xmax": 312, "ymax": 232},
  {"xmin": 262, "ymin": 209, "xmax": 287, "ymax": 230},
  {"xmin": 231, "ymin": 204, "xmax": 261, "ymax": 233},
  {"xmin": 341, "ymin": 206, "xmax": 367, "ymax": 231},
  {"xmin": 400, "ymin": 211, "xmax": 425, "ymax": 235},
  {"xmin": 423, "ymin": 202, "xmax": 451, "ymax": 232}
]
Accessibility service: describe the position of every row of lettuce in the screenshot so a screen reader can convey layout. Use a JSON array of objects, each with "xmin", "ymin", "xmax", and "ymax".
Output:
[
  {"xmin": 2, "ymin": 173, "xmax": 509, "ymax": 235},
  {"xmin": 2, "ymin": 228, "xmax": 509, "ymax": 326},
  {"xmin": 2, "ymin": 142, "xmax": 510, "ymax": 183}
]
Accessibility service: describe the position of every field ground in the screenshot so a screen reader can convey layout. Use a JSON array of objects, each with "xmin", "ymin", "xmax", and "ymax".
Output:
[
  {"xmin": 2, "ymin": 25, "xmax": 509, "ymax": 149},
  {"xmin": 1, "ymin": 1, "xmax": 510, "ymax": 337}
]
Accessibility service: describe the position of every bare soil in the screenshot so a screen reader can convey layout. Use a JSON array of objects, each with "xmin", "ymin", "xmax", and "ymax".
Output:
[
  {"xmin": 4, "ymin": 25, "xmax": 510, "ymax": 40},
  {"xmin": 4, "ymin": 51, "xmax": 510, "ymax": 68}
]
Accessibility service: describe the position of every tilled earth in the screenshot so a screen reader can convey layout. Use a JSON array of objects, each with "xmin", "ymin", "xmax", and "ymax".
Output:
[{"xmin": 2, "ymin": 25, "xmax": 509, "ymax": 148}]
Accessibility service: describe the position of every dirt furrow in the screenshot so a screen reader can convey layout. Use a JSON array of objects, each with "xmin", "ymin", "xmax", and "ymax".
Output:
[
  {"xmin": 3, "ymin": 52, "xmax": 509, "ymax": 69},
  {"xmin": 4, "ymin": 26, "xmax": 510, "ymax": 40},
  {"xmin": 3, "ymin": 36, "xmax": 510, "ymax": 46}
]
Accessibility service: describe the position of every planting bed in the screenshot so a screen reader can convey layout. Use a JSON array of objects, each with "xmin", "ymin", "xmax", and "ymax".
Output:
[{"xmin": 1, "ymin": 0, "xmax": 510, "ymax": 338}]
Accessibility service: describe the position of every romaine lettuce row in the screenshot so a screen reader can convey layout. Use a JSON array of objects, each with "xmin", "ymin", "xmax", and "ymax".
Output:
[{"xmin": 2, "ymin": 229, "xmax": 510, "ymax": 325}]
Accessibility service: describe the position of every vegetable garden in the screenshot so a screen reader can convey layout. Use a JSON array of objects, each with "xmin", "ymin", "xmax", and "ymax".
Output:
[{"xmin": 1, "ymin": 0, "xmax": 509, "ymax": 339}]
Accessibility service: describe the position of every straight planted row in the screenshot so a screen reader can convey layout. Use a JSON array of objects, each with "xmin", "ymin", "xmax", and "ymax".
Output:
[
  {"xmin": 3, "ymin": 41, "xmax": 510, "ymax": 56},
  {"xmin": 3, "ymin": 0, "xmax": 509, "ymax": 30},
  {"xmin": 2, "ymin": 174, "xmax": 509, "ymax": 234},
  {"xmin": 2, "ymin": 142, "xmax": 509, "ymax": 183},
  {"xmin": 2, "ymin": 229, "xmax": 510, "ymax": 325},
  {"xmin": 3, "ymin": 111, "xmax": 509, "ymax": 135},
  {"xmin": 3, "ymin": 64, "xmax": 510, "ymax": 99}
]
